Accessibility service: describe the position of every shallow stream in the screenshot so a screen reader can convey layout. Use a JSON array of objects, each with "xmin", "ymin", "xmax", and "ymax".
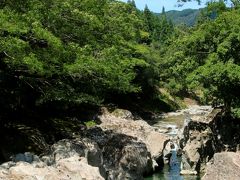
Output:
[
  {"xmin": 145, "ymin": 106, "xmax": 211, "ymax": 180},
  {"xmin": 144, "ymin": 158, "xmax": 201, "ymax": 180}
]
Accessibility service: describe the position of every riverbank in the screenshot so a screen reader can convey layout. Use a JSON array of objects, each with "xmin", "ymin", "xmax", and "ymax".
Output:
[
  {"xmin": 0, "ymin": 106, "xmax": 200, "ymax": 178},
  {"xmin": 1, "ymin": 105, "xmax": 240, "ymax": 179}
]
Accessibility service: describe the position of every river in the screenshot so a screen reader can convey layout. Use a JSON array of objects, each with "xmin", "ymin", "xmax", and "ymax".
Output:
[{"xmin": 144, "ymin": 105, "xmax": 212, "ymax": 180}]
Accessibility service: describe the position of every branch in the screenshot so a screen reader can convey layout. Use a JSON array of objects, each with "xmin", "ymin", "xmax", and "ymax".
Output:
[{"xmin": 3, "ymin": 51, "xmax": 15, "ymax": 59}]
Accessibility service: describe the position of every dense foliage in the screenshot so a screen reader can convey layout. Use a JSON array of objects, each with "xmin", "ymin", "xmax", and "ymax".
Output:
[
  {"xmin": 1, "ymin": 0, "xmax": 240, "ymax": 164},
  {"xmin": 1, "ymin": 0, "xmax": 240, "ymax": 121},
  {"xmin": 160, "ymin": 0, "xmax": 240, "ymax": 113},
  {"xmin": 0, "ymin": 0, "xmax": 176, "ymax": 123}
]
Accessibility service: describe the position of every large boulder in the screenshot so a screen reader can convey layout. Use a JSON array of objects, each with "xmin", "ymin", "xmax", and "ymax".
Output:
[
  {"xmin": 180, "ymin": 122, "xmax": 214, "ymax": 174},
  {"xmin": 179, "ymin": 107, "xmax": 240, "ymax": 175},
  {"xmin": 110, "ymin": 108, "xmax": 134, "ymax": 120},
  {"xmin": 41, "ymin": 137, "xmax": 106, "ymax": 178},
  {"xmin": 85, "ymin": 127, "xmax": 153, "ymax": 179},
  {"xmin": 44, "ymin": 134, "xmax": 153, "ymax": 180},
  {"xmin": 202, "ymin": 152, "xmax": 240, "ymax": 180},
  {"xmin": 98, "ymin": 108, "xmax": 169, "ymax": 169},
  {"xmin": 0, "ymin": 156, "xmax": 104, "ymax": 180},
  {"xmin": 0, "ymin": 138, "xmax": 105, "ymax": 180},
  {"xmin": 179, "ymin": 108, "xmax": 221, "ymax": 174},
  {"xmin": 0, "ymin": 127, "xmax": 153, "ymax": 180}
]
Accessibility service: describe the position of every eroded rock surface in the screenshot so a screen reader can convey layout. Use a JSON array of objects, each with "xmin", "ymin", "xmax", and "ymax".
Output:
[
  {"xmin": 179, "ymin": 108, "xmax": 220, "ymax": 174},
  {"xmin": 0, "ymin": 155, "xmax": 104, "ymax": 180},
  {"xmin": 0, "ymin": 127, "xmax": 153, "ymax": 180},
  {"xmin": 180, "ymin": 107, "xmax": 240, "ymax": 175},
  {"xmin": 98, "ymin": 108, "xmax": 169, "ymax": 169},
  {"xmin": 202, "ymin": 152, "xmax": 240, "ymax": 180},
  {"xmin": 85, "ymin": 127, "xmax": 153, "ymax": 179}
]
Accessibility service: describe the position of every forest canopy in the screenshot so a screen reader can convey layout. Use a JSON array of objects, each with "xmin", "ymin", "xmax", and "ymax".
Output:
[
  {"xmin": 0, "ymin": 0, "xmax": 240, "ymax": 122},
  {"xmin": 0, "ymin": 0, "xmax": 175, "ymax": 120}
]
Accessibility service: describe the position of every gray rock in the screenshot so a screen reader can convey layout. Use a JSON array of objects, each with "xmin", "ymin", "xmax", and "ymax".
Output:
[
  {"xmin": 0, "ymin": 126, "xmax": 154, "ymax": 180},
  {"xmin": 180, "ymin": 169, "xmax": 197, "ymax": 175},
  {"xmin": 1, "ymin": 156, "xmax": 104, "ymax": 180},
  {"xmin": 202, "ymin": 152, "xmax": 240, "ymax": 180},
  {"xmin": 111, "ymin": 108, "xmax": 134, "ymax": 120},
  {"xmin": 86, "ymin": 127, "xmax": 153, "ymax": 179},
  {"xmin": 12, "ymin": 152, "xmax": 39, "ymax": 163},
  {"xmin": 98, "ymin": 108, "xmax": 169, "ymax": 170},
  {"xmin": 179, "ymin": 108, "xmax": 220, "ymax": 174},
  {"xmin": 0, "ymin": 161, "xmax": 16, "ymax": 170},
  {"xmin": 179, "ymin": 107, "xmax": 240, "ymax": 175},
  {"xmin": 48, "ymin": 138, "xmax": 105, "ymax": 177}
]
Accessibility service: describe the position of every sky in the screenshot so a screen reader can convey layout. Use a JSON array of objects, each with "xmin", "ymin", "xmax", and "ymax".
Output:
[{"xmin": 119, "ymin": 0, "xmax": 208, "ymax": 12}]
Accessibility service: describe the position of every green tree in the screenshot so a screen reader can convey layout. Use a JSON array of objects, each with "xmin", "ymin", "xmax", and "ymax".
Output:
[
  {"xmin": 0, "ymin": 0, "xmax": 166, "ymax": 116},
  {"xmin": 187, "ymin": 9, "xmax": 240, "ymax": 112},
  {"xmin": 143, "ymin": 5, "xmax": 155, "ymax": 38}
]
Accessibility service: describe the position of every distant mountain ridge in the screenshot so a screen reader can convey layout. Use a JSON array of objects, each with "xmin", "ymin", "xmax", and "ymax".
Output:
[{"xmin": 157, "ymin": 9, "xmax": 201, "ymax": 26}]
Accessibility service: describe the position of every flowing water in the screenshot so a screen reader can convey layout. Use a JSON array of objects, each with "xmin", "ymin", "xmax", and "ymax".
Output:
[
  {"xmin": 144, "ymin": 155, "xmax": 201, "ymax": 180},
  {"xmin": 144, "ymin": 114, "xmax": 188, "ymax": 180},
  {"xmin": 144, "ymin": 157, "xmax": 200, "ymax": 180},
  {"xmin": 145, "ymin": 106, "xmax": 212, "ymax": 180}
]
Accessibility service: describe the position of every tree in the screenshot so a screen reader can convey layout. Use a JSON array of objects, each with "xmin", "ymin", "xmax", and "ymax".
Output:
[
  {"xmin": 143, "ymin": 5, "xmax": 155, "ymax": 34},
  {"xmin": 127, "ymin": 0, "xmax": 136, "ymax": 8},
  {"xmin": 0, "ymin": 0, "xmax": 167, "ymax": 116},
  {"xmin": 157, "ymin": 6, "xmax": 174, "ymax": 43},
  {"xmin": 186, "ymin": 9, "xmax": 240, "ymax": 113},
  {"xmin": 160, "ymin": 3, "xmax": 240, "ymax": 114}
]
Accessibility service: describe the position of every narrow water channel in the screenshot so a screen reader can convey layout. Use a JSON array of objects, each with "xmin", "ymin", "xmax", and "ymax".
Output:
[
  {"xmin": 144, "ymin": 157, "xmax": 201, "ymax": 180},
  {"xmin": 145, "ymin": 106, "xmax": 211, "ymax": 180}
]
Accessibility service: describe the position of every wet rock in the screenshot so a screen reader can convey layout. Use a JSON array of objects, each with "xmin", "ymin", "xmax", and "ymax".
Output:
[
  {"xmin": 163, "ymin": 141, "xmax": 179, "ymax": 161},
  {"xmin": 202, "ymin": 152, "xmax": 240, "ymax": 180}
]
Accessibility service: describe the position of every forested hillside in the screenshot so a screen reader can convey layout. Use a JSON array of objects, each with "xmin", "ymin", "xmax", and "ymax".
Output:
[
  {"xmin": 164, "ymin": 9, "xmax": 200, "ymax": 26},
  {"xmin": 160, "ymin": 0, "xmax": 240, "ymax": 115}
]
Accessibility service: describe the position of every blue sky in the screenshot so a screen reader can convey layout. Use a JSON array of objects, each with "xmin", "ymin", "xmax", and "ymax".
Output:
[{"xmin": 119, "ymin": 0, "xmax": 208, "ymax": 12}]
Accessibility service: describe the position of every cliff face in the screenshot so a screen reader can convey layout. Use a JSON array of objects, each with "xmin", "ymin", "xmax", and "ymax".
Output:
[{"xmin": 180, "ymin": 108, "xmax": 240, "ymax": 174}]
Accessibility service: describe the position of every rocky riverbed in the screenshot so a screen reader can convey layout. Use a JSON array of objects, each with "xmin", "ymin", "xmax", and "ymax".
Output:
[
  {"xmin": 146, "ymin": 105, "xmax": 240, "ymax": 179},
  {"xmin": 0, "ymin": 105, "xmax": 240, "ymax": 180}
]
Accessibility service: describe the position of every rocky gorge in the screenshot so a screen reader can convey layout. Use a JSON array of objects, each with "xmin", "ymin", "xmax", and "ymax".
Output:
[
  {"xmin": 179, "ymin": 107, "xmax": 240, "ymax": 178},
  {"xmin": 0, "ymin": 105, "xmax": 240, "ymax": 180}
]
